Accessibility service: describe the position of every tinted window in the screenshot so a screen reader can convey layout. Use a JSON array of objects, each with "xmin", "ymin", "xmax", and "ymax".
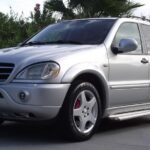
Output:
[
  {"xmin": 26, "ymin": 19, "xmax": 116, "ymax": 45},
  {"xmin": 113, "ymin": 23, "xmax": 142, "ymax": 54},
  {"xmin": 142, "ymin": 24, "xmax": 150, "ymax": 53}
]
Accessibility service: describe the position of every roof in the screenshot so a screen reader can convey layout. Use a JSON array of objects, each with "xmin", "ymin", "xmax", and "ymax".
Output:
[
  {"xmin": 61, "ymin": 16, "xmax": 150, "ymax": 26},
  {"xmin": 118, "ymin": 17, "xmax": 150, "ymax": 25}
]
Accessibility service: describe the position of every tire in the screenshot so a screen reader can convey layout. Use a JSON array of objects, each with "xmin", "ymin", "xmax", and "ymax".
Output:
[{"xmin": 61, "ymin": 81, "xmax": 102, "ymax": 141}]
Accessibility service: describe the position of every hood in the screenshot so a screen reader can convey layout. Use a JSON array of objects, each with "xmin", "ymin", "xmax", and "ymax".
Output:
[{"xmin": 0, "ymin": 45, "xmax": 97, "ymax": 65}]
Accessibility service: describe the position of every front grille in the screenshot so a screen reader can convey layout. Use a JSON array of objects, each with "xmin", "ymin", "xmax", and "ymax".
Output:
[{"xmin": 0, "ymin": 63, "xmax": 14, "ymax": 82}]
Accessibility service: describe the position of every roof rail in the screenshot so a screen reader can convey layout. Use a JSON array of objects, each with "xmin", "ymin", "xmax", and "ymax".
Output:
[{"xmin": 126, "ymin": 16, "xmax": 150, "ymax": 22}]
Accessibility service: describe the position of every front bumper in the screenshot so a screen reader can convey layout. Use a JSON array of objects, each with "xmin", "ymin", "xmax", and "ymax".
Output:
[{"xmin": 0, "ymin": 83, "xmax": 70, "ymax": 121}]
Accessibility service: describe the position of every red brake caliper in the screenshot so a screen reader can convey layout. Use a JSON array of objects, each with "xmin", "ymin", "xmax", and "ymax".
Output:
[{"xmin": 74, "ymin": 99, "xmax": 81, "ymax": 109}]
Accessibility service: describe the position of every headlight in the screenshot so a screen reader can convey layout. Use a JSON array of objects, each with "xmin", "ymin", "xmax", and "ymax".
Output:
[{"xmin": 16, "ymin": 62, "xmax": 60, "ymax": 80}]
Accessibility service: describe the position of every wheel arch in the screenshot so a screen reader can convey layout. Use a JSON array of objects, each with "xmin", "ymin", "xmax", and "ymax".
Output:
[{"xmin": 62, "ymin": 69, "xmax": 109, "ymax": 116}]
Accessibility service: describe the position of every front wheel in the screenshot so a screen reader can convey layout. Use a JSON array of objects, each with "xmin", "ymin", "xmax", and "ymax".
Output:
[{"xmin": 62, "ymin": 82, "xmax": 102, "ymax": 141}]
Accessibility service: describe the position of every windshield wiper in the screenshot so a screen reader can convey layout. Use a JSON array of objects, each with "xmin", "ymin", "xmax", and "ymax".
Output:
[
  {"xmin": 22, "ymin": 40, "xmax": 83, "ymax": 46},
  {"xmin": 47, "ymin": 40, "xmax": 83, "ymax": 45},
  {"xmin": 22, "ymin": 41, "xmax": 46, "ymax": 46}
]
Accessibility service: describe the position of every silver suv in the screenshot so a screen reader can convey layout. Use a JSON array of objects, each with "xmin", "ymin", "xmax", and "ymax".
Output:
[{"xmin": 0, "ymin": 17, "xmax": 150, "ymax": 141}]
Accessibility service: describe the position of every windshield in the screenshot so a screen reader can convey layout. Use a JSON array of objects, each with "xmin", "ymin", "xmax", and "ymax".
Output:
[{"xmin": 25, "ymin": 19, "xmax": 116, "ymax": 45}]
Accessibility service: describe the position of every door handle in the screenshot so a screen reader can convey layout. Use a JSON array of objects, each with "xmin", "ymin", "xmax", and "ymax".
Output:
[{"xmin": 141, "ymin": 58, "xmax": 149, "ymax": 64}]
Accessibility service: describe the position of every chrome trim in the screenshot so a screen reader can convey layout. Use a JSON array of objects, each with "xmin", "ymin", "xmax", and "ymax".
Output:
[{"xmin": 110, "ymin": 83, "xmax": 150, "ymax": 89}]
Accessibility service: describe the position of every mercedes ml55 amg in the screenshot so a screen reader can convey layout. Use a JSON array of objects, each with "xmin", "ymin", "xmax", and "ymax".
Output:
[{"xmin": 0, "ymin": 17, "xmax": 150, "ymax": 141}]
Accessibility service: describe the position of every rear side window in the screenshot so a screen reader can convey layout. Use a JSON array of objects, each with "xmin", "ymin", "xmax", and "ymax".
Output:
[
  {"xmin": 142, "ymin": 25, "xmax": 150, "ymax": 53},
  {"xmin": 113, "ymin": 23, "xmax": 142, "ymax": 54}
]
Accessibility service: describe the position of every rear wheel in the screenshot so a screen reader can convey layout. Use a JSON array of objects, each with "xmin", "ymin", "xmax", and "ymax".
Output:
[{"xmin": 61, "ymin": 81, "xmax": 102, "ymax": 141}]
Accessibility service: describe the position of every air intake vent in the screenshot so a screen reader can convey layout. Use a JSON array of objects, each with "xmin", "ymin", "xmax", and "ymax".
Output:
[{"xmin": 0, "ymin": 63, "xmax": 14, "ymax": 82}]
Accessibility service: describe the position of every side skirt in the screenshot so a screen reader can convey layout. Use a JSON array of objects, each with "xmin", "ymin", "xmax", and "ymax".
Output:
[{"xmin": 106, "ymin": 103, "xmax": 150, "ymax": 121}]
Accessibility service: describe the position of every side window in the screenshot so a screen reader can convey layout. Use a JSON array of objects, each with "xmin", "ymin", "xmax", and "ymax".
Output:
[
  {"xmin": 113, "ymin": 23, "xmax": 142, "ymax": 54},
  {"xmin": 142, "ymin": 24, "xmax": 150, "ymax": 53}
]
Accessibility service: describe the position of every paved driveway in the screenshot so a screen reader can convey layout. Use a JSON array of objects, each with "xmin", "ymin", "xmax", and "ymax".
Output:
[{"xmin": 0, "ymin": 117, "xmax": 150, "ymax": 150}]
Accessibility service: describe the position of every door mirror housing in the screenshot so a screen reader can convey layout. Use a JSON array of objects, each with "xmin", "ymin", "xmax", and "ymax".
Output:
[{"xmin": 112, "ymin": 39, "xmax": 138, "ymax": 54}]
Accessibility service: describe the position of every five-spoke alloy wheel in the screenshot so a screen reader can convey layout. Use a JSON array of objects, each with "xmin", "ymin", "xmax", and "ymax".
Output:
[
  {"xmin": 61, "ymin": 81, "xmax": 102, "ymax": 141},
  {"xmin": 73, "ymin": 90, "xmax": 98, "ymax": 134}
]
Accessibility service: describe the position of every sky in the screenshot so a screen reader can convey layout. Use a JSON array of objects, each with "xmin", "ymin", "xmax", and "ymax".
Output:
[
  {"xmin": 133, "ymin": 0, "xmax": 150, "ymax": 18},
  {"xmin": 0, "ymin": 0, "xmax": 45, "ymax": 17},
  {"xmin": 0, "ymin": 0, "xmax": 150, "ymax": 18}
]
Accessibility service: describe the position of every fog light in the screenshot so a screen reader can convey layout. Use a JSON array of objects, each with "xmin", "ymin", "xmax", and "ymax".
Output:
[{"xmin": 18, "ymin": 91, "xmax": 30, "ymax": 102}]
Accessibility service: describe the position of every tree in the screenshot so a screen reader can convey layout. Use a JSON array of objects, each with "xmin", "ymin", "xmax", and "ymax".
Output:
[
  {"xmin": 0, "ymin": 11, "xmax": 28, "ymax": 48},
  {"xmin": 28, "ymin": 3, "xmax": 55, "ymax": 36},
  {"xmin": 45, "ymin": 0, "xmax": 143, "ymax": 19},
  {"xmin": 0, "ymin": 1, "xmax": 143, "ymax": 49},
  {"xmin": 0, "ymin": 4, "xmax": 56, "ymax": 49}
]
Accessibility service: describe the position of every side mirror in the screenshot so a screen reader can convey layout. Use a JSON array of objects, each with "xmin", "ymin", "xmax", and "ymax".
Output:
[{"xmin": 112, "ymin": 39, "xmax": 138, "ymax": 54}]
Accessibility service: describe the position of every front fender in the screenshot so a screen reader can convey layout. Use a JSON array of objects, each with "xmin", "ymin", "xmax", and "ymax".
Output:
[
  {"xmin": 61, "ymin": 63, "xmax": 107, "ymax": 83},
  {"xmin": 61, "ymin": 63, "xmax": 109, "ymax": 115}
]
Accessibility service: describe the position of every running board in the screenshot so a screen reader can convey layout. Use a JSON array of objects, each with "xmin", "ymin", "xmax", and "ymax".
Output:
[{"xmin": 109, "ymin": 110, "xmax": 150, "ymax": 121}]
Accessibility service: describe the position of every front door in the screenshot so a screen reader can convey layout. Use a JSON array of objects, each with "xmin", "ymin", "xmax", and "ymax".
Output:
[{"xmin": 108, "ymin": 22, "xmax": 149, "ymax": 107}]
